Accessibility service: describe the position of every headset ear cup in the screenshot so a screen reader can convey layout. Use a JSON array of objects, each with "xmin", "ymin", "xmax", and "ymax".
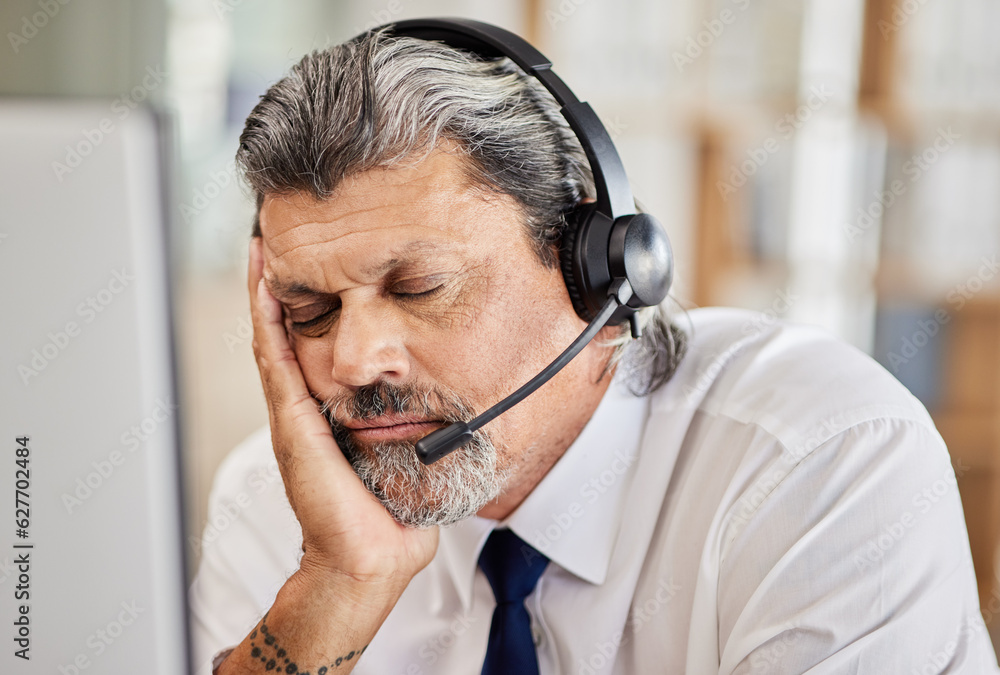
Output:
[
  {"xmin": 607, "ymin": 213, "xmax": 674, "ymax": 309},
  {"xmin": 559, "ymin": 206, "xmax": 594, "ymax": 322}
]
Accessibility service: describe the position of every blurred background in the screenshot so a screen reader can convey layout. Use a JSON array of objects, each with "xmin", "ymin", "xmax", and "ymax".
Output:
[{"xmin": 2, "ymin": 0, "xmax": 999, "ymax": 651}]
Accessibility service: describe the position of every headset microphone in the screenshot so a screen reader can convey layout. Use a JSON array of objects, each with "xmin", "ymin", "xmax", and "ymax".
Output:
[
  {"xmin": 369, "ymin": 18, "xmax": 675, "ymax": 465},
  {"xmin": 415, "ymin": 280, "xmax": 635, "ymax": 464}
]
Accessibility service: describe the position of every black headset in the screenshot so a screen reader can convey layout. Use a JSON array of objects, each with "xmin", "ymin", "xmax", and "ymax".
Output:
[{"xmin": 361, "ymin": 18, "xmax": 674, "ymax": 463}]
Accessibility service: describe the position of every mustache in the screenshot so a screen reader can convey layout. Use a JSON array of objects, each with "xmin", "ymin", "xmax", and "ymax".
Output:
[
  {"xmin": 314, "ymin": 382, "xmax": 507, "ymax": 528},
  {"xmin": 316, "ymin": 381, "xmax": 476, "ymax": 431}
]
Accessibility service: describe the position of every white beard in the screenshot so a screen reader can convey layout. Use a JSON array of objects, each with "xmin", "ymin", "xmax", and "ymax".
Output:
[
  {"xmin": 343, "ymin": 432, "xmax": 509, "ymax": 528},
  {"xmin": 318, "ymin": 382, "xmax": 511, "ymax": 528}
]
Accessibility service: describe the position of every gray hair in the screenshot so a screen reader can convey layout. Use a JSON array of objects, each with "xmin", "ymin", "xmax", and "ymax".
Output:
[{"xmin": 236, "ymin": 28, "xmax": 686, "ymax": 395}]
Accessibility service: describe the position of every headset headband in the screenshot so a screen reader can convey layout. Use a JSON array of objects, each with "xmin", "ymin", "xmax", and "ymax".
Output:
[{"xmin": 378, "ymin": 17, "xmax": 637, "ymax": 223}]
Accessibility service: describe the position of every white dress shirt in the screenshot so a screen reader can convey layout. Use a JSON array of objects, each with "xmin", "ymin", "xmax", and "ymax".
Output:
[{"xmin": 189, "ymin": 307, "xmax": 1000, "ymax": 674}]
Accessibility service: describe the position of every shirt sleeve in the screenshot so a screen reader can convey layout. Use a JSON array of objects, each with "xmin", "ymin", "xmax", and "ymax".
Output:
[
  {"xmin": 716, "ymin": 417, "xmax": 1000, "ymax": 674},
  {"xmin": 187, "ymin": 428, "xmax": 304, "ymax": 674}
]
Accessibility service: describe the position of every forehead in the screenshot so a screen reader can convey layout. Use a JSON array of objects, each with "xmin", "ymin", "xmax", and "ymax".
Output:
[{"xmin": 258, "ymin": 146, "xmax": 525, "ymax": 266}]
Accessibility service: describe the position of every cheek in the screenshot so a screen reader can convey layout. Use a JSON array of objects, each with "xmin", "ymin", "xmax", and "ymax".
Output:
[
  {"xmin": 290, "ymin": 336, "xmax": 335, "ymax": 395},
  {"xmin": 412, "ymin": 263, "xmax": 582, "ymax": 406}
]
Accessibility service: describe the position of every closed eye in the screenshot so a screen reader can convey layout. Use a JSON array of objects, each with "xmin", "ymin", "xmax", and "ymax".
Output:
[
  {"xmin": 393, "ymin": 285, "xmax": 443, "ymax": 298},
  {"xmin": 389, "ymin": 275, "xmax": 448, "ymax": 299},
  {"xmin": 288, "ymin": 303, "xmax": 340, "ymax": 335},
  {"xmin": 287, "ymin": 275, "xmax": 451, "ymax": 337},
  {"xmin": 291, "ymin": 310, "xmax": 336, "ymax": 329}
]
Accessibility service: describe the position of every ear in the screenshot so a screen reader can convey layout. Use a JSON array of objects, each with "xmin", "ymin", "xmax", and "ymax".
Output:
[{"xmin": 596, "ymin": 322, "xmax": 628, "ymax": 343}]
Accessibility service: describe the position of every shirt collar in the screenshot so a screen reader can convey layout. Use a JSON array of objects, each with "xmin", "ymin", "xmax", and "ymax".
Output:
[{"xmin": 438, "ymin": 373, "xmax": 648, "ymax": 610}]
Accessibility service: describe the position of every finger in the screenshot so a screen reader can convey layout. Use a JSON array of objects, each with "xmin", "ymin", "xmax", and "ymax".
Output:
[
  {"xmin": 247, "ymin": 239, "xmax": 310, "ymax": 410},
  {"xmin": 248, "ymin": 236, "xmax": 262, "ymax": 300},
  {"xmin": 248, "ymin": 237, "xmax": 288, "ymax": 337},
  {"xmin": 246, "ymin": 239, "xmax": 356, "ymax": 476}
]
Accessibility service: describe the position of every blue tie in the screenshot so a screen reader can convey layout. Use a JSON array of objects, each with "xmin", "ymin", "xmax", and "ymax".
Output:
[{"xmin": 478, "ymin": 528, "xmax": 550, "ymax": 675}]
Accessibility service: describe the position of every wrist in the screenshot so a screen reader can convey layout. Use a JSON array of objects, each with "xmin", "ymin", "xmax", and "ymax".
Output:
[
  {"xmin": 216, "ymin": 561, "xmax": 407, "ymax": 675},
  {"xmin": 294, "ymin": 541, "xmax": 426, "ymax": 600},
  {"xmin": 288, "ymin": 556, "xmax": 411, "ymax": 622}
]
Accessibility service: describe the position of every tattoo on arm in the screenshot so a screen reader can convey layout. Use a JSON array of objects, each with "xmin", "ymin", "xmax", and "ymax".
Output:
[{"xmin": 247, "ymin": 612, "xmax": 369, "ymax": 673}]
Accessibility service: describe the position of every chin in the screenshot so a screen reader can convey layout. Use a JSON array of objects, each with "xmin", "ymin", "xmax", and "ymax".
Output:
[{"xmin": 339, "ymin": 432, "xmax": 510, "ymax": 528}]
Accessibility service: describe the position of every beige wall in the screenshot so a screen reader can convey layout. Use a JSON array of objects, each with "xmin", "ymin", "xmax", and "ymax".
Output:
[{"xmin": 0, "ymin": 0, "xmax": 165, "ymax": 97}]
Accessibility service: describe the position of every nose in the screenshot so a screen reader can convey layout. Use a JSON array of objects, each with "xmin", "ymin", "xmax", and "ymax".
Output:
[{"xmin": 330, "ymin": 302, "xmax": 410, "ymax": 389}]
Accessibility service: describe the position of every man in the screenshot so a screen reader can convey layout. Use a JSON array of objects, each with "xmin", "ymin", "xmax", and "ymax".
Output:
[{"xmin": 190, "ymin": 24, "xmax": 999, "ymax": 674}]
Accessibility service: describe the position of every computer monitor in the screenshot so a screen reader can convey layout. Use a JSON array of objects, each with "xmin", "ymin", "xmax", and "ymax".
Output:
[{"xmin": 0, "ymin": 99, "xmax": 191, "ymax": 673}]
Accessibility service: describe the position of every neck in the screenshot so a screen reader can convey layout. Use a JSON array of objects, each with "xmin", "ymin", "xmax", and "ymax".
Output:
[{"xmin": 476, "ymin": 369, "xmax": 614, "ymax": 521}]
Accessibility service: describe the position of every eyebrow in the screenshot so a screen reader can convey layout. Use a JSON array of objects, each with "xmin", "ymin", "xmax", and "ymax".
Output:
[
  {"xmin": 265, "ymin": 277, "xmax": 321, "ymax": 299},
  {"xmin": 265, "ymin": 240, "xmax": 456, "ymax": 300}
]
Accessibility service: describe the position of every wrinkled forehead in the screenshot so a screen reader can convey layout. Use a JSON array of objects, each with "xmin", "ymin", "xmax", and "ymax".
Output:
[
  {"xmin": 255, "ymin": 147, "xmax": 537, "ymax": 290},
  {"xmin": 258, "ymin": 145, "xmax": 525, "ymax": 252}
]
